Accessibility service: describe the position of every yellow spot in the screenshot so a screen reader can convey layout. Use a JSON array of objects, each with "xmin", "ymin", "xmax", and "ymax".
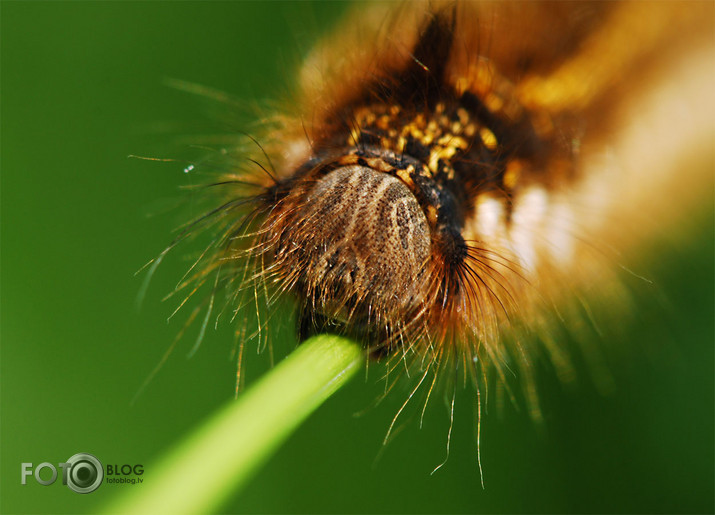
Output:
[
  {"xmin": 369, "ymin": 158, "xmax": 392, "ymax": 173},
  {"xmin": 503, "ymin": 160, "xmax": 523, "ymax": 189},
  {"xmin": 426, "ymin": 205, "xmax": 439, "ymax": 226},
  {"xmin": 454, "ymin": 77, "xmax": 469, "ymax": 96},
  {"xmin": 428, "ymin": 152, "xmax": 440, "ymax": 172},
  {"xmin": 428, "ymin": 144, "xmax": 461, "ymax": 173},
  {"xmin": 436, "ymin": 134, "xmax": 452, "ymax": 147},
  {"xmin": 485, "ymin": 93, "xmax": 504, "ymax": 113},
  {"xmin": 417, "ymin": 165, "xmax": 431, "ymax": 178},
  {"xmin": 480, "ymin": 127, "xmax": 498, "ymax": 150},
  {"xmin": 377, "ymin": 115, "xmax": 391, "ymax": 130},
  {"xmin": 407, "ymin": 124, "xmax": 425, "ymax": 141},
  {"xmin": 396, "ymin": 168, "xmax": 414, "ymax": 188},
  {"xmin": 456, "ymin": 108, "xmax": 470, "ymax": 125}
]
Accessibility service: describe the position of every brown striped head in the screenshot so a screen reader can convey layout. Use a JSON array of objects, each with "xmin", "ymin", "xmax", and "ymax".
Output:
[{"xmin": 269, "ymin": 164, "xmax": 432, "ymax": 345}]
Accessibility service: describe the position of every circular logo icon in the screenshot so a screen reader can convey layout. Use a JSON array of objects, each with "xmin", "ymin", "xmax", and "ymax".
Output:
[{"xmin": 65, "ymin": 453, "xmax": 103, "ymax": 494}]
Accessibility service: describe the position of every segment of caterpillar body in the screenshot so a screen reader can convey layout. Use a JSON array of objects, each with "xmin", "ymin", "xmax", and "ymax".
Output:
[{"xmin": 157, "ymin": 1, "xmax": 714, "ymax": 426}]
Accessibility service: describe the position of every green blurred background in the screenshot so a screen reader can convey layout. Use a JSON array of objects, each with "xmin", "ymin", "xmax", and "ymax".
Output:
[{"xmin": 2, "ymin": 2, "xmax": 713, "ymax": 513}]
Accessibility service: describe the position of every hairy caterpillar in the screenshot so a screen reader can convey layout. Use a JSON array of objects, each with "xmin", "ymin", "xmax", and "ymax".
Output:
[{"xmin": 146, "ymin": 0, "xmax": 714, "ymax": 452}]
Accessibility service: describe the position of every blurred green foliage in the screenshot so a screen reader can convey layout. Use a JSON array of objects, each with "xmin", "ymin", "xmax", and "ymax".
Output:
[{"xmin": 2, "ymin": 2, "xmax": 713, "ymax": 513}]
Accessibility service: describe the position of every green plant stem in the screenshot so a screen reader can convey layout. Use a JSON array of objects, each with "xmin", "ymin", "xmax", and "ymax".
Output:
[{"xmin": 104, "ymin": 334, "xmax": 363, "ymax": 515}]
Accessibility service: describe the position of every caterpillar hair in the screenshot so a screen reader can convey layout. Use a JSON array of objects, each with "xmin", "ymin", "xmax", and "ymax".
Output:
[{"xmin": 146, "ymin": 0, "xmax": 714, "ymax": 439}]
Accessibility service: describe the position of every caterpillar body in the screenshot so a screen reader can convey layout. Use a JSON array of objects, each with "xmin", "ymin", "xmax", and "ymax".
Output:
[{"xmin": 152, "ymin": 1, "xmax": 714, "ymax": 427}]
